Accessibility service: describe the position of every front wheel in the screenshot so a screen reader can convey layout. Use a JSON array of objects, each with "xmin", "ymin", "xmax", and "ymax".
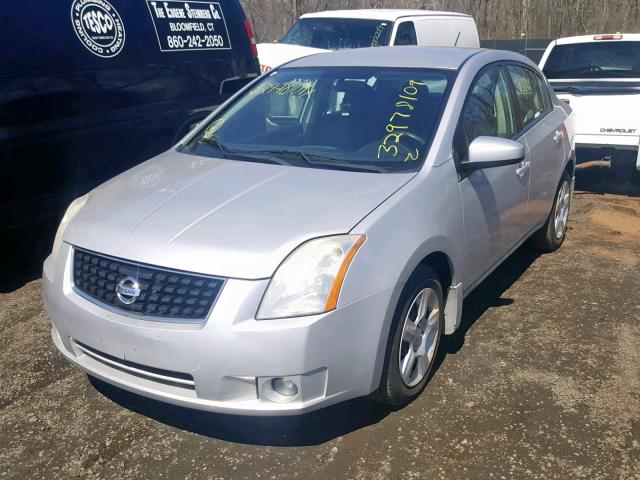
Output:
[
  {"xmin": 530, "ymin": 171, "xmax": 572, "ymax": 252},
  {"xmin": 373, "ymin": 266, "xmax": 444, "ymax": 407}
]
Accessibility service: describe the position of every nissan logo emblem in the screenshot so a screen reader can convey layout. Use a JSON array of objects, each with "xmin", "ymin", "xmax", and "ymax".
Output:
[{"xmin": 115, "ymin": 276, "xmax": 141, "ymax": 305}]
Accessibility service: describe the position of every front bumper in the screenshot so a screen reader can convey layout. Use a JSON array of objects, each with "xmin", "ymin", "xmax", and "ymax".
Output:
[{"xmin": 43, "ymin": 244, "xmax": 393, "ymax": 415}]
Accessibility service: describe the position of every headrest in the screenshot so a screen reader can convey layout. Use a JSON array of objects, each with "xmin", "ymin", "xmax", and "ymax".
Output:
[{"xmin": 338, "ymin": 81, "xmax": 374, "ymax": 114}]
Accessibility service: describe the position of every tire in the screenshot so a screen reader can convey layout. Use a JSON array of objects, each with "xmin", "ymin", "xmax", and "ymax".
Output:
[
  {"xmin": 372, "ymin": 265, "xmax": 444, "ymax": 407},
  {"xmin": 530, "ymin": 170, "xmax": 572, "ymax": 253}
]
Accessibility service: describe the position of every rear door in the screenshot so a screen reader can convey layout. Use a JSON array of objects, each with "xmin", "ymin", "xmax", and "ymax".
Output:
[
  {"xmin": 456, "ymin": 64, "xmax": 531, "ymax": 289},
  {"xmin": 505, "ymin": 64, "xmax": 566, "ymax": 227},
  {"xmin": 415, "ymin": 18, "xmax": 457, "ymax": 46},
  {"xmin": 414, "ymin": 17, "xmax": 479, "ymax": 48}
]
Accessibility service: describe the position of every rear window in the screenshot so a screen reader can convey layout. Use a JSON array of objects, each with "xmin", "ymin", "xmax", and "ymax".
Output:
[
  {"xmin": 543, "ymin": 41, "xmax": 640, "ymax": 79},
  {"xmin": 281, "ymin": 18, "xmax": 392, "ymax": 50}
]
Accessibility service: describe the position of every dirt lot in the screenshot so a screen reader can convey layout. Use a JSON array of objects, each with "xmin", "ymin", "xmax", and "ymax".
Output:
[{"xmin": 1, "ymin": 174, "xmax": 639, "ymax": 480}]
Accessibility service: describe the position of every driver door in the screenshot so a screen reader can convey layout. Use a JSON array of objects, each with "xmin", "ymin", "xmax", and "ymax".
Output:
[{"xmin": 456, "ymin": 64, "xmax": 532, "ymax": 290}]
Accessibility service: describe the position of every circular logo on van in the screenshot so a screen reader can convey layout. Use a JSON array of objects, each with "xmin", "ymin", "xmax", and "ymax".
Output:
[{"xmin": 71, "ymin": 0, "xmax": 125, "ymax": 58}]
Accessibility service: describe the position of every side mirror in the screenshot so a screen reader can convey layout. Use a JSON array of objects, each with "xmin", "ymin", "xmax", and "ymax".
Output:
[{"xmin": 462, "ymin": 137, "xmax": 525, "ymax": 171}]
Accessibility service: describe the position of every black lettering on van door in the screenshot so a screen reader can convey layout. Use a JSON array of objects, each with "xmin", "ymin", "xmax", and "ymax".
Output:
[{"xmin": 146, "ymin": 0, "xmax": 231, "ymax": 52}]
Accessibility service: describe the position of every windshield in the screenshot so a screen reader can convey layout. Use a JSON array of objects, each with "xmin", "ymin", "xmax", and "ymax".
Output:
[
  {"xmin": 543, "ymin": 41, "xmax": 640, "ymax": 79},
  {"xmin": 281, "ymin": 18, "xmax": 392, "ymax": 50},
  {"xmin": 184, "ymin": 67, "xmax": 454, "ymax": 173}
]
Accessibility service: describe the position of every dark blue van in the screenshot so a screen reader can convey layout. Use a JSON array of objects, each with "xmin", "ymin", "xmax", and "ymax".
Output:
[{"xmin": 0, "ymin": 0, "xmax": 259, "ymax": 231}]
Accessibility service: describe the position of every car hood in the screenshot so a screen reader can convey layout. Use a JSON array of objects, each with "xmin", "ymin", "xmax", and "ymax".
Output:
[
  {"xmin": 65, "ymin": 150, "xmax": 414, "ymax": 279},
  {"xmin": 257, "ymin": 42, "xmax": 327, "ymax": 72}
]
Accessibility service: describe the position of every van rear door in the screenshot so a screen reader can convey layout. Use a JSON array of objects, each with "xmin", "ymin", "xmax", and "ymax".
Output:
[{"xmin": 414, "ymin": 17, "xmax": 479, "ymax": 48}]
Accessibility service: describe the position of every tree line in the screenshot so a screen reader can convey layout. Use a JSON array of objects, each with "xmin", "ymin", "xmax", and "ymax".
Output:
[{"xmin": 240, "ymin": 0, "xmax": 640, "ymax": 42}]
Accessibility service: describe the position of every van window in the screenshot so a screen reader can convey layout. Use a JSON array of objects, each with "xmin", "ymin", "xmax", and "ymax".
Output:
[
  {"xmin": 505, "ymin": 65, "xmax": 547, "ymax": 129},
  {"xmin": 394, "ymin": 22, "xmax": 417, "ymax": 46},
  {"xmin": 457, "ymin": 66, "xmax": 517, "ymax": 160},
  {"xmin": 281, "ymin": 19, "xmax": 392, "ymax": 49}
]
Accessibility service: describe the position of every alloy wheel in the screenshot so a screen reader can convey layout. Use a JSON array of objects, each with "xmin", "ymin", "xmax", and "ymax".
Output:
[
  {"xmin": 554, "ymin": 180, "xmax": 571, "ymax": 239},
  {"xmin": 398, "ymin": 288, "xmax": 440, "ymax": 387}
]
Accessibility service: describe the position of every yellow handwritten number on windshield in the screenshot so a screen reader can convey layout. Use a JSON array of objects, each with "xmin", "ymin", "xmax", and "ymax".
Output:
[{"xmin": 377, "ymin": 80, "xmax": 428, "ymax": 161}]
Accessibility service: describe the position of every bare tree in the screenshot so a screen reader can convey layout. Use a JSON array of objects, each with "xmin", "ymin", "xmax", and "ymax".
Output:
[{"xmin": 241, "ymin": 0, "xmax": 639, "ymax": 42}]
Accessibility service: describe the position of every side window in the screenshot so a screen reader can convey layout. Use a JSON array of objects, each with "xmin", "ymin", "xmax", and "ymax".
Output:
[
  {"xmin": 456, "ymin": 66, "xmax": 517, "ymax": 161},
  {"xmin": 535, "ymin": 74, "xmax": 554, "ymax": 112},
  {"xmin": 505, "ymin": 65, "xmax": 547, "ymax": 129},
  {"xmin": 394, "ymin": 22, "xmax": 417, "ymax": 46}
]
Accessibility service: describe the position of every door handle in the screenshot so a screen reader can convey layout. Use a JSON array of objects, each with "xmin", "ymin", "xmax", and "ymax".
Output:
[
  {"xmin": 515, "ymin": 161, "xmax": 530, "ymax": 178},
  {"xmin": 553, "ymin": 130, "xmax": 564, "ymax": 145}
]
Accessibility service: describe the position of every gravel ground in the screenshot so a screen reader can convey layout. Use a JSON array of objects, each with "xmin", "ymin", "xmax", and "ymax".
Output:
[{"xmin": 1, "ymin": 175, "xmax": 639, "ymax": 480}]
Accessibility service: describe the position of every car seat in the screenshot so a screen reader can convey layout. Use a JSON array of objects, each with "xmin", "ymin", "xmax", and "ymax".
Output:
[{"xmin": 312, "ymin": 81, "xmax": 376, "ymax": 150}]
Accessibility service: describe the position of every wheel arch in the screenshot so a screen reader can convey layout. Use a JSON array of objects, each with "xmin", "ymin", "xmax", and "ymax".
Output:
[
  {"xmin": 418, "ymin": 251, "xmax": 453, "ymax": 294},
  {"xmin": 370, "ymin": 242, "xmax": 461, "ymax": 393}
]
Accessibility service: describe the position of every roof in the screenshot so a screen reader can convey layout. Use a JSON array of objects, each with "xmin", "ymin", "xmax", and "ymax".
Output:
[
  {"xmin": 281, "ymin": 46, "xmax": 480, "ymax": 70},
  {"xmin": 300, "ymin": 9, "xmax": 471, "ymax": 22},
  {"xmin": 553, "ymin": 33, "xmax": 640, "ymax": 45}
]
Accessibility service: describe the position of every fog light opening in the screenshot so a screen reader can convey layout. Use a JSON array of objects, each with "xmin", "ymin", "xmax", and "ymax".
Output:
[{"xmin": 271, "ymin": 377, "xmax": 299, "ymax": 397}]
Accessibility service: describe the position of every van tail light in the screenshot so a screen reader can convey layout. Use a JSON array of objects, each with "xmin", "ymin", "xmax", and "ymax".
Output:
[
  {"xmin": 594, "ymin": 34, "xmax": 623, "ymax": 40},
  {"xmin": 244, "ymin": 19, "xmax": 258, "ymax": 57}
]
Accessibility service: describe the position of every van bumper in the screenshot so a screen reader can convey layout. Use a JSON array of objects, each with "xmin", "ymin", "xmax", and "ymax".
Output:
[{"xmin": 43, "ymin": 244, "xmax": 393, "ymax": 416}]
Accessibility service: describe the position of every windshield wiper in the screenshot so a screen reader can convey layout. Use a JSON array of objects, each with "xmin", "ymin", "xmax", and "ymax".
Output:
[
  {"xmin": 305, "ymin": 155, "xmax": 387, "ymax": 173},
  {"xmin": 196, "ymin": 139, "xmax": 291, "ymax": 166},
  {"xmin": 233, "ymin": 149, "xmax": 306, "ymax": 166},
  {"xmin": 195, "ymin": 143, "xmax": 386, "ymax": 173},
  {"xmin": 238, "ymin": 149, "xmax": 387, "ymax": 173},
  {"xmin": 197, "ymin": 136, "xmax": 230, "ymax": 158}
]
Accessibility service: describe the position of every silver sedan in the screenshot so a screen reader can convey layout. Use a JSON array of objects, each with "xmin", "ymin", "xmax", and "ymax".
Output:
[{"xmin": 44, "ymin": 46, "xmax": 575, "ymax": 415}]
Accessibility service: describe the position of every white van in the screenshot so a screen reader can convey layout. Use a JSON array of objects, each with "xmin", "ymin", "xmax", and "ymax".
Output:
[
  {"xmin": 257, "ymin": 9, "xmax": 479, "ymax": 72},
  {"xmin": 539, "ymin": 34, "xmax": 640, "ymax": 173}
]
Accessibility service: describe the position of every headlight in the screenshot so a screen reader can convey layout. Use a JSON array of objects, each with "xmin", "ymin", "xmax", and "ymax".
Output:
[
  {"xmin": 51, "ymin": 194, "xmax": 88, "ymax": 263},
  {"xmin": 256, "ymin": 235, "xmax": 366, "ymax": 319}
]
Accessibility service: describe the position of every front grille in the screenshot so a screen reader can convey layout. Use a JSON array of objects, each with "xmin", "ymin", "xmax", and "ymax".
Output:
[{"xmin": 73, "ymin": 248, "xmax": 225, "ymax": 322}]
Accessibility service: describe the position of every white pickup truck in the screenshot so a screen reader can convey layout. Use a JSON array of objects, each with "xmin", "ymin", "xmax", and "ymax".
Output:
[
  {"xmin": 257, "ymin": 9, "xmax": 479, "ymax": 73},
  {"xmin": 539, "ymin": 34, "xmax": 640, "ymax": 173}
]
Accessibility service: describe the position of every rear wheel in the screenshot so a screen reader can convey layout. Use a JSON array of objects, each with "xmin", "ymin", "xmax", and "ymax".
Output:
[
  {"xmin": 373, "ymin": 266, "xmax": 444, "ymax": 407},
  {"xmin": 530, "ymin": 171, "xmax": 572, "ymax": 252}
]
